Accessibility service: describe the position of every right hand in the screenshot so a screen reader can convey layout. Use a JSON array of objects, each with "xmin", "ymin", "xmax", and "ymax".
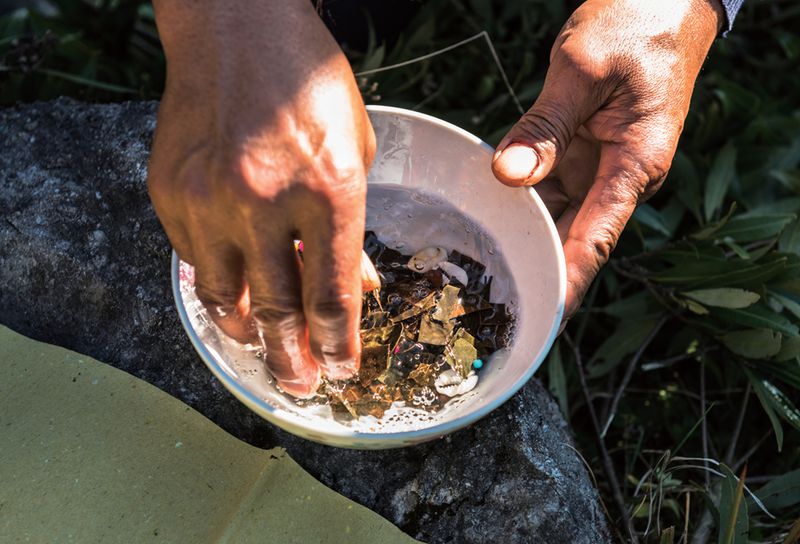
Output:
[
  {"xmin": 491, "ymin": 0, "xmax": 722, "ymax": 320},
  {"xmin": 148, "ymin": 0, "xmax": 377, "ymax": 397}
]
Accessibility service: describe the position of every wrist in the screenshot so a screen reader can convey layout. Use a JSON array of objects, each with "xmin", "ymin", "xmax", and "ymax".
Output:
[
  {"xmin": 153, "ymin": 0, "xmax": 326, "ymax": 90},
  {"xmin": 693, "ymin": 0, "xmax": 726, "ymax": 35}
]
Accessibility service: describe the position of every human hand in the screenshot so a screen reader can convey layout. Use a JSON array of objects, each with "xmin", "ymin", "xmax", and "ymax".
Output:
[
  {"xmin": 492, "ymin": 0, "xmax": 723, "ymax": 319},
  {"xmin": 148, "ymin": 0, "xmax": 376, "ymax": 397}
]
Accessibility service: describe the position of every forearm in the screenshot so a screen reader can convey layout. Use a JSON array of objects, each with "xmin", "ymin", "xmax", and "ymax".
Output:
[{"xmin": 152, "ymin": 0, "xmax": 336, "ymax": 96}]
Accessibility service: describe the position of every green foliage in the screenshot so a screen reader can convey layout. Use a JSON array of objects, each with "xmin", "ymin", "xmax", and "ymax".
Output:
[
  {"xmin": 0, "ymin": 0, "xmax": 163, "ymax": 104},
  {"xmin": 717, "ymin": 465, "xmax": 747, "ymax": 544},
  {"xmin": 2, "ymin": 0, "xmax": 800, "ymax": 540}
]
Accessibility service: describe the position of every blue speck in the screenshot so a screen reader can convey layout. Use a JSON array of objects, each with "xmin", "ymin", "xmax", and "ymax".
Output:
[{"xmin": 472, "ymin": 359, "xmax": 484, "ymax": 370}]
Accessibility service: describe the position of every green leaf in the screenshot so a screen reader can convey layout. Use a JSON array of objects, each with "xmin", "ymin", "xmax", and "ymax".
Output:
[
  {"xmin": 759, "ymin": 379, "xmax": 800, "ymax": 432},
  {"xmin": 684, "ymin": 299, "xmax": 709, "ymax": 315},
  {"xmin": 359, "ymin": 43, "xmax": 386, "ymax": 73},
  {"xmin": 546, "ymin": 342, "xmax": 569, "ymax": 419},
  {"xmin": 633, "ymin": 204, "xmax": 671, "ymax": 236},
  {"xmin": 770, "ymin": 291, "xmax": 800, "ymax": 320},
  {"xmin": 652, "ymin": 258, "xmax": 787, "ymax": 289},
  {"xmin": 771, "ymin": 169, "xmax": 800, "ymax": 193},
  {"xmin": 683, "ymin": 288, "xmax": 760, "ymax": 309},
  {"xmin": 757, "ymin": 360, "xmax": 800, "ymax": 390},
  {"xmin": 672, "ymin": 151, "xmax": 703, "ymax": 221},
  {"xmin": 749, "ymin": 371, "xmax": 785, "ymax": 451},
  {"xmin": 705, "ymin": 144, "xmax": 738, "ymax": 222},
  {"xmin": 753, "ymin": 469, "xmax": 800, "ymax": 510},
  {"xmin": 587, "ymin": 316, "xmax": 663, "ymax": 378},
  {"xmin": 776, "ymin": 336, "xmax": 800, "ymax": 362},
  {"xmin": 717, "ymin": 464, "xmax": 748, "ymax": 544},
  {"xmin": 714, "ymin": 77, "xmax": 761, "ymax": 118},
  {"xmin": 713, "ymin": 213, "xmax": 795, "ymax": 243},
  {"xmin": 779, "ymin": 217, "xmax": 800, "ymax": 253},
  {"xmin": 718, "ymin": 237, "xmax": 750, "ymax": 260},
  {"xmin": 711, "ymin": 305, "xmax": 799, "ymax": 337},
  {"xmin": 656, "ymin": 243, "xmax": 726, "ymax": 265},
  {"xmin": 600, "ymin": 291, "xmax": 653, "ymax": 318},
  {"xmin": 720, "ymin": 329, "xmax": 781, "ymax": 358},
  {"xmin": 694, "ymin": 203, "xmax": 738, "ymax": 240}
]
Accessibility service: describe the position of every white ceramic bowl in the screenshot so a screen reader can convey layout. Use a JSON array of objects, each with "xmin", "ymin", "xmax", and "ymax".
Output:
[{"xmin": 172, "ymin": 106, "xmax": 565, "ymax": 449}]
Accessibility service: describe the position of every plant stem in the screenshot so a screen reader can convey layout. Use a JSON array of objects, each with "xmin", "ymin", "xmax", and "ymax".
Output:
[
  {"xmin": 733, "ymin": 431, "xmax": 771, "ymax": 473},
  {"xmin": 724, "ymin": 385, "xmax": 750, "ymax": 465},
  {"xmin": 601, "ymin": 316, "xmax": 668, "ymax": 438},
  {"xmin": 564, "ymin": 332, "xmax": 639, "ymax": 544},
  {"xmin": 700, "ymin": 358, "xmax": 711, "ymax": 489}
]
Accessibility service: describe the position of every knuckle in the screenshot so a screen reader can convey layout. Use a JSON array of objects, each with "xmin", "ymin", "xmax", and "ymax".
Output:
[
  {"xmin": 250, "ymin": 301, "xmax": 304, "ymax": 329},
  {"xmin": 642, "ymin": 161, "xmax": 671, "ymax": 202},
  {"xmin": 590, "ymin": 235, "xmax": 617, "ymax": 265},
  {"xmin": 307, "ymin": 297, "xmax": 352, "ymax": 328},
  {"xmin": 554, "ymin": 42, "xmax": 607, "ymax": 82},
  {"xmin": 516, "ymin": 105, "xmax": 573, "ymax": 160},
  {"xmin": 625, "ymin": 150, "xmax": 673, "ymax": 203},
  {"xmin": 648, "ymin": 157, "xmax": 672, "ymax": 183},
  {"xmin": 195, "ymin": 281, "xmax": 240, "ymax": 308},
  {"xmin": 182, "ymin": 176, "xmax": 215, "ymax": 207},
  {"xmin": 146, "ymin": 166, "xmax": 174, "ymax": 209},
  {"xmin": 318, "ymin": 342, "xmax": 354, "ymax": 364},
  {"xmin": 570, "ymin": 225, "xmax": 620, "ymax": 269}
]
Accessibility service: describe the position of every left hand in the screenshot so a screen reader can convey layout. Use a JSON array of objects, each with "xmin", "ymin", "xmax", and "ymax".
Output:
[{"xmin": 491, "ymin": 0, "xmax": 723, "ymax": 319}]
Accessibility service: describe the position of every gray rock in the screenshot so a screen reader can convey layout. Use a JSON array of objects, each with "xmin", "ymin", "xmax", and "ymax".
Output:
[{"xmin": 0, "ymin": 98, "xmax": 611, "ymax": 543}]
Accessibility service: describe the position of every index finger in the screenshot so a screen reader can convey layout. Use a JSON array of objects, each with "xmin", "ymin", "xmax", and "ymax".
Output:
[
  {"xmin": 561, "ymin": 145, "xmax": 645, "ymax": 317},
  {"xmin": 298, "ymin": 181, "xmax": 367, "ymax": 381},
  {"xmin": 245, "ymin": 230, "xmax": 321, "ymax": 398}
]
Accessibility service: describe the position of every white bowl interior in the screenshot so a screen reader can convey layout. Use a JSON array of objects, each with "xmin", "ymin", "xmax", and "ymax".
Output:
[{"xmin": 173, "ymin": 106, "xmax": 565, "ymax": 448}]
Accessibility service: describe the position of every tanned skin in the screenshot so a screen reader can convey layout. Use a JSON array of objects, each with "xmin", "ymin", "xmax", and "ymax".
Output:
[{"xmin": 149, "ymin": 0, "xmax": 723, "ymax": 396}]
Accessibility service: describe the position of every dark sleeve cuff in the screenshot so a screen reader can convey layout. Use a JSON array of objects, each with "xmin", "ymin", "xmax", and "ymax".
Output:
[{"xmin": 720, "ymin": 0, "xmax": 745, "ymax": 36}]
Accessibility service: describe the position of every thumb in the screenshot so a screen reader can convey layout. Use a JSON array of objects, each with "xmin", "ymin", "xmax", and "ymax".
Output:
[{"xmin": 492, "ymin": 55, "xmax": 604, "ymax": 187}]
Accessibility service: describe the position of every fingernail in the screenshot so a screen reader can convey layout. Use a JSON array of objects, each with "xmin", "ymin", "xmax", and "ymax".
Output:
[
  {"xmin": 361, "ymin": 251, "xmax": 381, "ymax": 292},
  {"xmin": 492, "ymin": 136, "xmax": 513, "ymax": 161},
  {"xmin": 277, "ymin": 378, "xmax": 319, "ymax": 399},
  {"xmin": 493, "ymin": 143, "xmax": 539, "ymax": 182}
]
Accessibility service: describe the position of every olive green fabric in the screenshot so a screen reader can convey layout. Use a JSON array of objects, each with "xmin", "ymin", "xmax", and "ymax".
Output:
[{"xmin": 0, "ymin": 325, "xmax": 421, "ymax": 544}]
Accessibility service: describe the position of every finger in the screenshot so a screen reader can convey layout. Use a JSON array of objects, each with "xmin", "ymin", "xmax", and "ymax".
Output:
[
  {"xmin": 555, "ymin": 201, "xmax": 580, "ymax": 244},
  {"xmin": 562, "ymin": 146, "xmax": 645, "ymax": 317},
  {"xmin": 298, "ymin": 242, "xmax": 378, "ymax": 292},
  {"xmin": 533, "ymin": 176, "xmax": 571, "ymax": 221},
  {"xmin": 492, "ymin": 49, "xmax": 608, "ymax": 187},
  {"xmin": 191, "ymin": 240, "xmax": 258, "ymax": 344},
  {"xmin": 149, "ymin": 196, "xmax": 196, "ymax": 264},
  {"xmin": 298, "ymin": 185, "xmax": 366, "ymax": 381},
  {"xmin": 245, "ymin": 233, "xmax": 321, "ymax": 398},
  {"xmin": 361, "ymin": 250, "xmax": 381, "ymax": 292},
  {"xmin": 166, "ymin": 222, "xmax": 196, "ymax": 265}
]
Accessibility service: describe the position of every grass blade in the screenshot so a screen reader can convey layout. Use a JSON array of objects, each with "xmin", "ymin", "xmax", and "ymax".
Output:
[{"xmin": 718, "ymin": 465, "xmax": 748, "ymax": 544}]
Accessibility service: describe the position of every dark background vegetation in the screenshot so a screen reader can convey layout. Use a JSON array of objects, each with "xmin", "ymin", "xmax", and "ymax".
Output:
[{"xmin": 2, "ymin": 0, "xmax": 799, "ymax": 541}]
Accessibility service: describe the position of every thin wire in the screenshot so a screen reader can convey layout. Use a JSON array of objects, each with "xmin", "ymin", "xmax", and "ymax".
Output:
[{"xmin": 354, "ymin": 30, "xmax": 524, "ymax": 115}]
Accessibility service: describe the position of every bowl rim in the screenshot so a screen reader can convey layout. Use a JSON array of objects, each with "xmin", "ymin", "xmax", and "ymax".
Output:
[{"xmin": 170, "ymin": 105, "xmax": 566, "ymax": 447}]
